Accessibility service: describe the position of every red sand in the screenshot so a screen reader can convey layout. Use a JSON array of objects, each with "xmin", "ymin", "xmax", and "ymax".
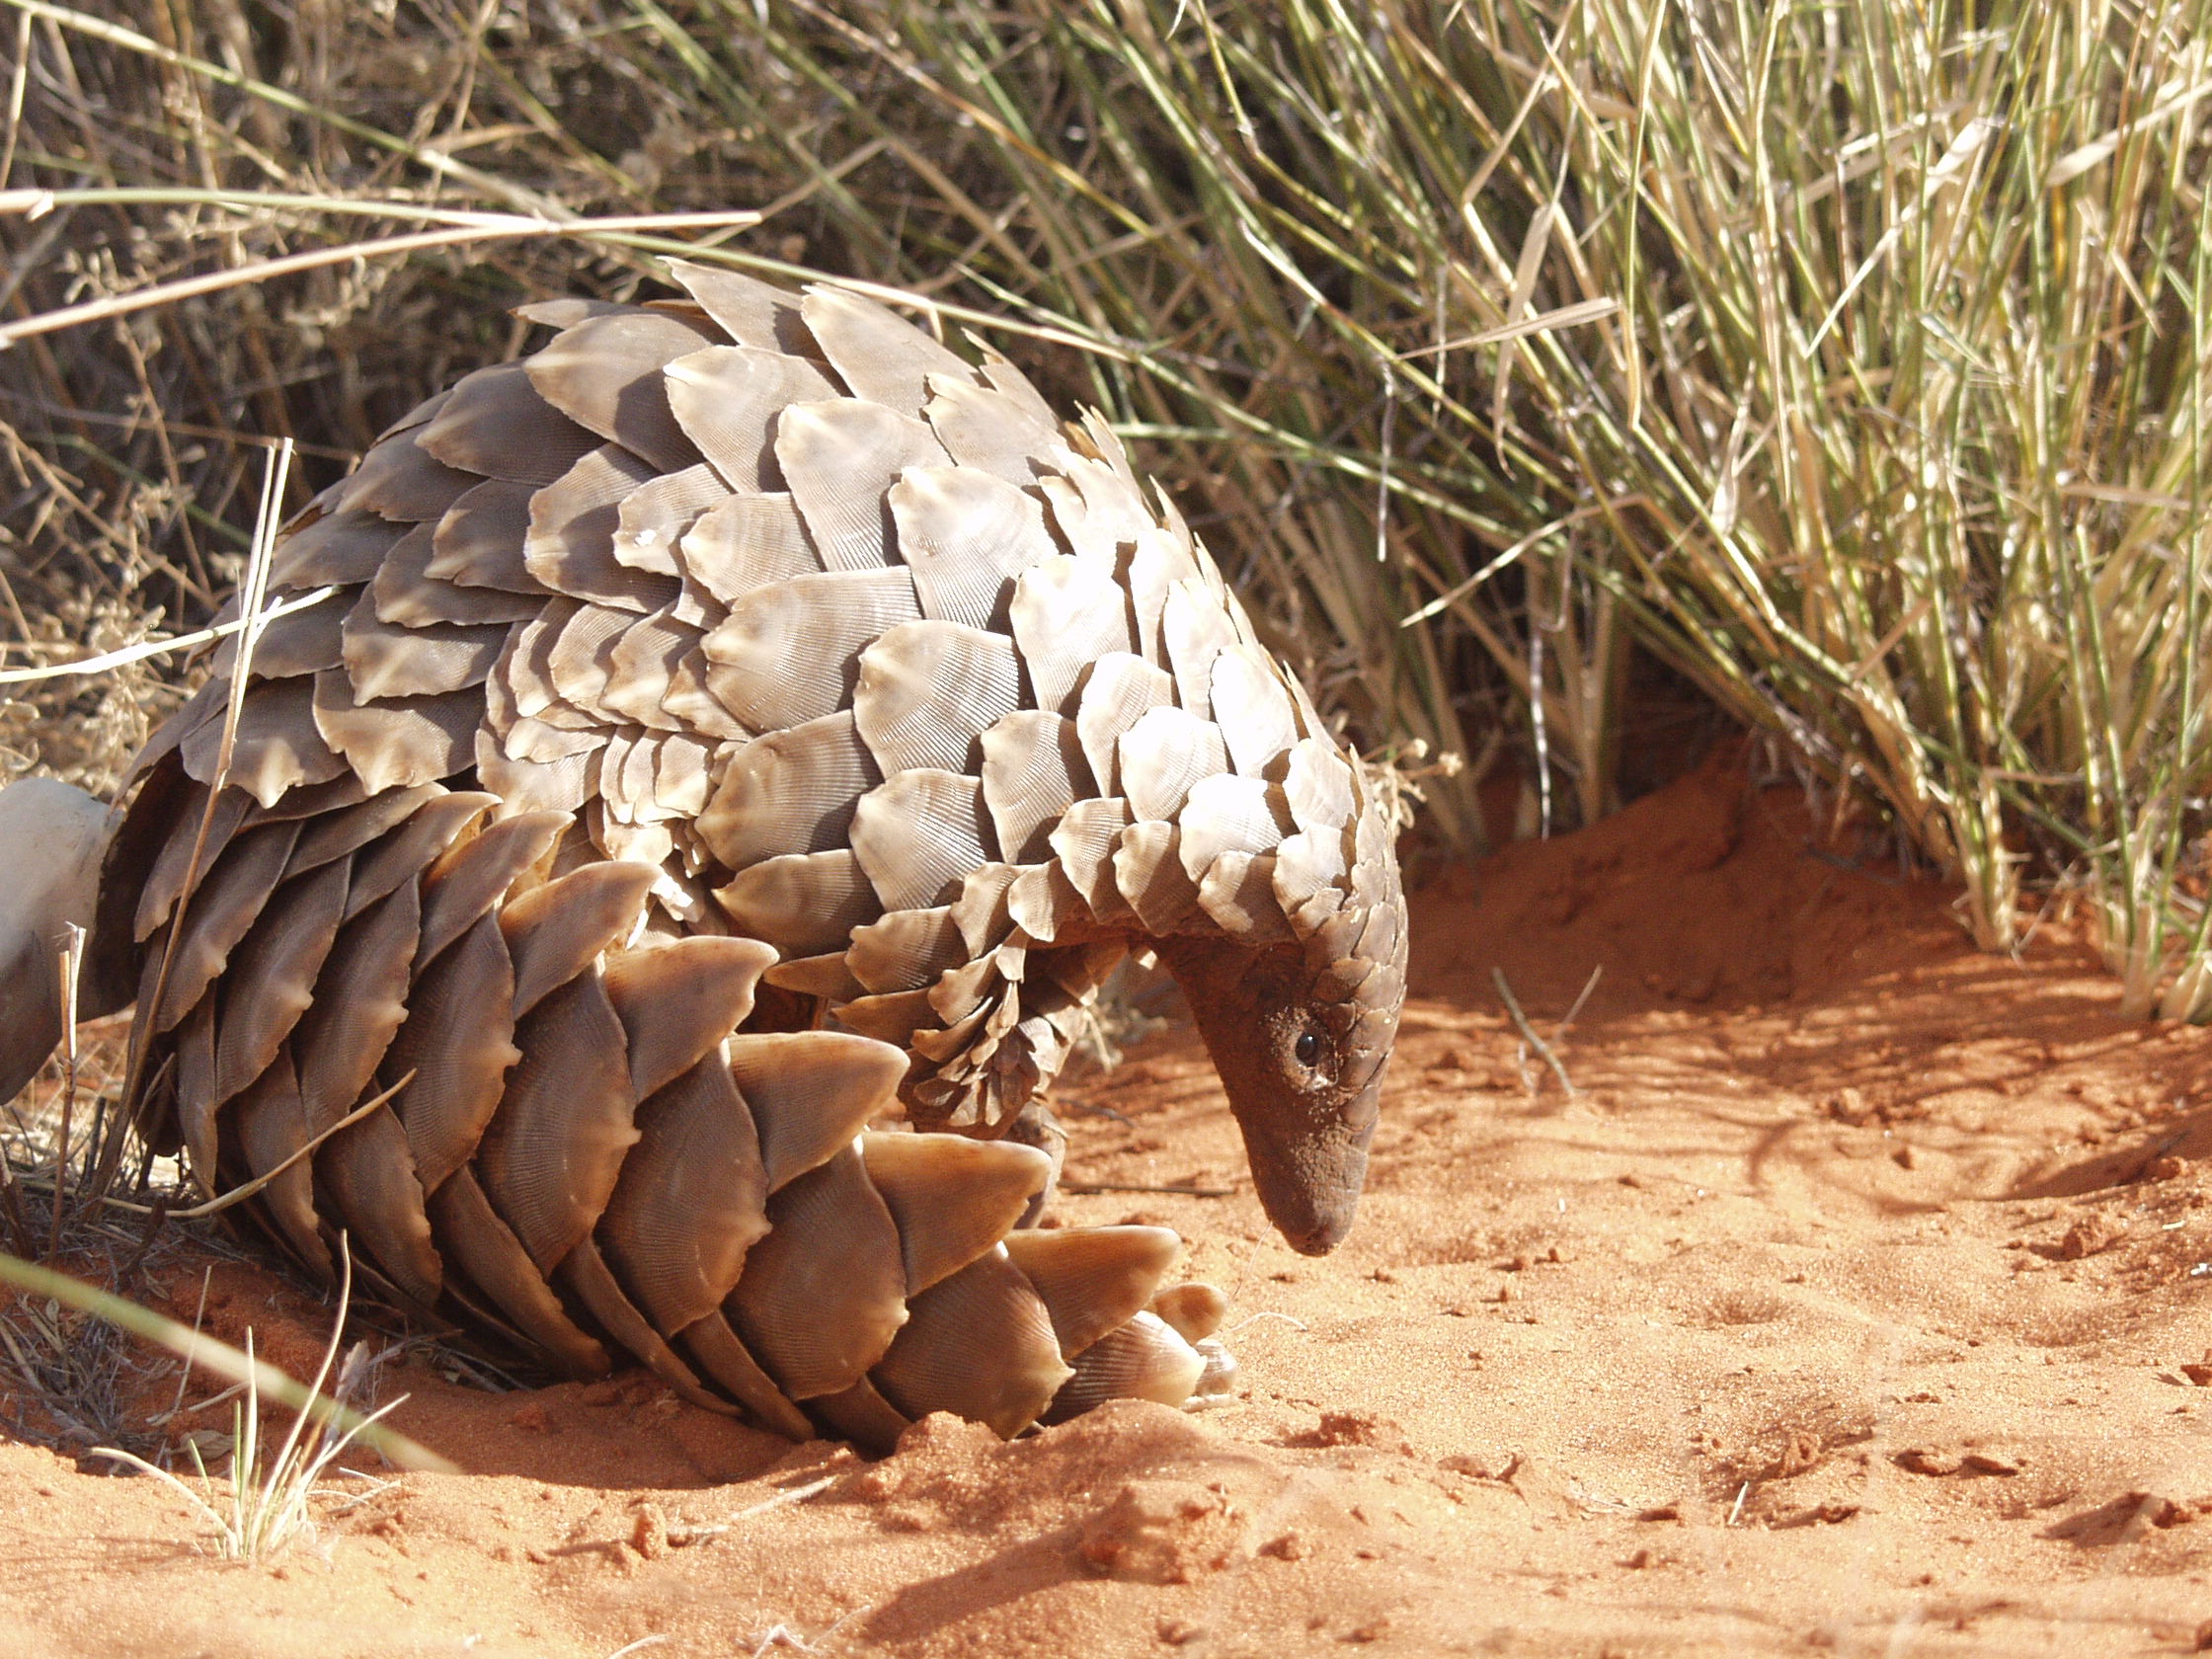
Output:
[{"xmin": 7, "ymin": 755, "xmax": 2211, "ymax": 1657}]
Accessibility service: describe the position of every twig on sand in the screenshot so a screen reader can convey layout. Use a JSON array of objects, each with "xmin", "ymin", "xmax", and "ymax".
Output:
[
  {"xmin": 1060, "ymin": 1181, "xmax": 1233, "ymax": 1198},
  {"xmin": 1492, "ymin": 968, "xmax": 1578, "ymax": 1098},
  {"xmin": 750, "ymin": 1609, "xmax": 857, "ymax": 1657},
  {"xmin": 1554, "ymin": 964, "xmax": 1605, "ymax": 1042}
]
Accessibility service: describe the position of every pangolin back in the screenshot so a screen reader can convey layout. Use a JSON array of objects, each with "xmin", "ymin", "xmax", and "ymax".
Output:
[{"xmin": 86, "ymin": 263, "xmax": 1407, "ymax": 1446}]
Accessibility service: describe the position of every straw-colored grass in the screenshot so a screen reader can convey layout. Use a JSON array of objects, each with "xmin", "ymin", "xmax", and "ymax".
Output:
[
  {"xmin": 0, "ymin": 1244, "xmax": 453, "ymax": 1560},
  {"xmin": 1, "ymin": 0, "xmax": 2205, "ymax": 1014},
  {"xmin": 1443, "ymin": 0, "xmax": 2212, "ymax": 1015}
]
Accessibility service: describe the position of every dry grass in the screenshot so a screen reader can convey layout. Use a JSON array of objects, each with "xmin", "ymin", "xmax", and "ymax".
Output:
[{"xmin": 1, "ymin": 0, "xmax": 2204, "ymax": 1021}]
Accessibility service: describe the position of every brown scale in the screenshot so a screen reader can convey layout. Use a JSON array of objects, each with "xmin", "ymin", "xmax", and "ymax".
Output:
[{"xmin": 0, "ymin": 260, "xmax": 1410, "ymax": 1448}]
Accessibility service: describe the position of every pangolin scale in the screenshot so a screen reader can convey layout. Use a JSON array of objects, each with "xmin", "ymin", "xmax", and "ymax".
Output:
[{"xmin": 0, "ymin": 263, "xmax": 1408, "ymax": 1448}]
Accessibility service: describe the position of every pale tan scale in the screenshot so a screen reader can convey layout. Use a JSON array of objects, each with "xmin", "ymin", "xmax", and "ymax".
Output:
[
  {"xmin": 1042, "ymin": 1311, "xmax": 1205, "ymax": 1425},
  {"xmin": 1125, "ymin": 526, "xmax": 1199, "ymax": 667},
  {"xmin": 846, "ymin": 906, "xmax": 971, "ymax": 995},
  {"xmin": 497, "ymin": 603, "xmax": 585, "ymax": 723},
  {"xmin": 1196, "ymin": 850, "xmax": 1294, "ymax": 946},
  {"xmin": 592, "ymin": 730, "xmax": 659, "ymax": 827},
  {"xmin": 1209, "ymin": 645, "xmax": 1304, "ymax": 778},
  {"xmin": 309, "ymin": 673, "xmax": 476, "ymax": 795},
  {"xmin": 1000, "ymin": 1226, "xmax": 1183, "ymax": 1360},
  {"xmin": 776, "ymin": 399, "xmax": 950, "ymax": 571},
  {"xmin": 340, "ymin": 591, "xmax": 507, "ymax": 701},
  {"xmin": 727, "ymin": 1143, "xmax": 908, "ymax": 1401},
  {"xmin": 922, "ymin": 374, "xmax": 1055, "ymax": 485},
  {"xmin": 980, "ymin": 710, "xmax": 1092, "ymax": 865},
  {"xmin": 382, "ymin": 910, "xmax": 520, "ymax": 1190},
  {"xmin": 523, "ymin": 444, "xmax": 677, "ymax": 611},
  {"xmin": 338, "ymin": 423, "xmax": 477, "ymax": 523},
  {"xmin": 714, "ymin": 847, "xmax": 882, "ymax": 957},
  {"xmin": 598, "ymin": 1056, "xmax": 769, "ymax": 1334},
  {"xmin": 147, "ymin": 820, "xmax": 301, "ymax": 1033},
  {"xmin": 598, "ymin": 605, "xmax": 696, "ymax": 733},
  {"xmin": 849, "ymin": 768, "xmax": 994, "ymax": 912},
  {"xmin": 230, "ymin": 1051, "xmax": 332, "ymax": 1280},
  {"xmin": 663, "ymin": 345, "xmax": 836, "ymax": 490},
  {"xmin": 1073, "ymin": 653, "xmax": 1174, "ymax": 795},
  {"xmin": 727, "ymin": 1031, "xmax": 904, "ymax": 1193},
  {"xmin": 702, "ymin": 566, "xmax": 922, "ymax": 732},
  {"xmin": 853, "ymin": 619, "xmax": 1023, "ymax": 776},
  {"xmin": 317, "ymin": 1103, "xmax": 443, "ymax": 1306},
  {"xmin": 1113, "ymin": 820, "xmax": 1204, "ymax": 935},
  {"xmin": 1011, "ymin": 555, "xmax": 1139, "ymax": 718},
  {"xmin": 763, "ymin": 949, "xmax": 867, "ymax": 1000},
  {"xmin": 678, "ymin": 492, "xmax": 819, "ymax": 603},
  {"xmin": 697, "ymin": 710, "xmax": 881, "ymax": 874},
  {"xmin": 947, "ymin": 862, "xmax": 1023, "ymax": 958},
  {"xmin": 1047, "ymin": 796, "xmax": 1138, "ymax": 917},
  {"xmin": 472, "ymin": 969, "xmax": 639, "ymax": 1273},
  {"xmin": 1282, "ymin": 736, "xmax": 1358, "ymax": 830},
  {"xmin": 1162, "ymin": 577, "xmax": 1238, "ymax": 715},
  {"xmin": 210, "ymin": 590, "xmax": 347, "ymax": 680},
  {"xmin": 1175, "ymin": 773, "xmax": 1293, "ymax": 880},
  {"xmin": 420, "ymin": 361, "xmax": 599, "ymax": 486},
  {"xmin": 859, "ymin": 1133, "xmax": 1048, "ymax": 1295},
  {"xmin": 888, "ymin": 465, "xmax": 1058, "ymax": 630},
  {"xmin": 180, "ymin": 676, "xmax": 347, "ymax": 808},
  {"xmin": 800, "ymin": 284, "xmax": 972, "ymax": 418},
  {"xmin": 870, "ymin": 1246, "xmax": 1070, "ymax": 1438},
  {"xmin": 474, "ymin": 739, "xmax": 594, "ymax": 817},
  {"xmin": 1004, "ymin": 861, "xmax": 1084, "ymax": 944},
  {"xmin": 522, "ymin": 309, "xmax": 717, "ymax": 473},
  {"xmin": 660, "ymin": 652, "xmax": 750, "ymax": 742},
  {"xmin": 648, "ymin": 731, "xmax": 714, "ymax": 820},
  {"xmin": 836, "ymin": 988, "xmax": 947, "ymax": 1048},
  {"xmin": 972, "ymin": 342, "xmax": 1060, "ymax": 431},
  {"xmin": 267, "ymin": 508, "xmax": 409, "ymax": 591},
  {"xmin": 209, "ymin": 857, "xmax": 349, "ymax": 1103},
  {"xmin": 612, "ymin": 461, "xmax": 730, "ymax": 575},
  {"xmin": 1117, "ymin": 703, "xmax": 1229, "ymax": 823},
  {"xmin": 664, "ymin": 260, "xmax": 808, "ymax": 354},
  {"xmin": 428, "ymin": 479, "xmax": 545, "ymax": 592}
]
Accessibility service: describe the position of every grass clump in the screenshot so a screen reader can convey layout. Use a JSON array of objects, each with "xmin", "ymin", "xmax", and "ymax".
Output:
[
  {"xmin": 0, "ymin": 1244, "xmax": 451, "ymax": 1561},
  {"xmin": 1441, "ymin": 0, "xmax": 2212, "ymax": 1014}
]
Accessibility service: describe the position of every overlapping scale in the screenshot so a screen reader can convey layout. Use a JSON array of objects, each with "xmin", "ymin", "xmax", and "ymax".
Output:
[{"xmin": 79, "ymin": 254, "xmax": 1415, "ymax": 1452}]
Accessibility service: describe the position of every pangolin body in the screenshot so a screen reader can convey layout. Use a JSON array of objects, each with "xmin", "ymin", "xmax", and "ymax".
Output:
[{"xmin": 10, "ymin": 264, "xmax": 1408, "ymax": 1447}]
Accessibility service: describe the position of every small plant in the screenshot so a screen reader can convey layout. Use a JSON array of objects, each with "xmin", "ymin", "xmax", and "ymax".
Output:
[
  {"xmin": 89, "ymin": 1247, "xmax": 399, "ymax": 1562},
  {"xmin": 0, "ymin": 1243, "xmax": 452, "ymax": 1562}
]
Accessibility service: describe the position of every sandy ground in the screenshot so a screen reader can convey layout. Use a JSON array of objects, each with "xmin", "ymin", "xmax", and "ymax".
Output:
[{"xmin": 5, "ymin": 755, "xmax": 2211, "ymax": 1658}]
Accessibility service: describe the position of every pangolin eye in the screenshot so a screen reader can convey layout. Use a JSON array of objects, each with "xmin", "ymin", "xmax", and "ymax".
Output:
[{"xmin": 1293, "ymin": 1028, "xmax": 1322, "ymax": 1068}]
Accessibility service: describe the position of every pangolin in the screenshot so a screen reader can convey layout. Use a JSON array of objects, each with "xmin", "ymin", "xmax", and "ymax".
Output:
[{"xmin": 0, "ymin": 263, "xmax": 1408, "ymax": 1447}]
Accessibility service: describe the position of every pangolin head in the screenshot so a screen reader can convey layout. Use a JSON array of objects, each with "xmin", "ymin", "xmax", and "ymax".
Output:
[{"xmin": 1157, "ymin": 789, "xmax": 1407, "ymax": 1256}]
